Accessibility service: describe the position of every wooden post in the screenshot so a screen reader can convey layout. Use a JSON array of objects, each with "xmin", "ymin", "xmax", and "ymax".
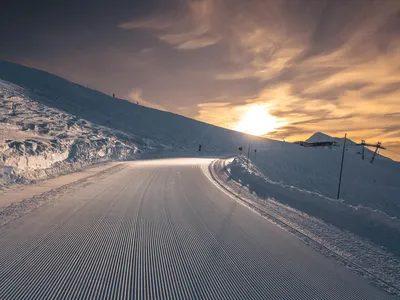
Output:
[
  {"xmin": 337, "ymin": 133, "xmax": 347, "ymax": 199},
  {"xmin": 370, "ymin": 142, "xmax": 381, "ymax": 164},
  {"xmin": 361, "ymin": 140, "xmax": 365, "ymax": 160}
]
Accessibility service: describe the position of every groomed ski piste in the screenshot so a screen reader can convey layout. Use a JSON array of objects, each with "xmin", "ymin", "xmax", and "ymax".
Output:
[
  {"xmin": 207, "ymin": 158, "xmax": 400, "ymax": 297},
  {"xmin": 1, "ymin": 61, "xmax": 399, "ymax": 299},
  {"xmin": 0, "ymin": 158, "xmax": 396, "ymax": 299}
]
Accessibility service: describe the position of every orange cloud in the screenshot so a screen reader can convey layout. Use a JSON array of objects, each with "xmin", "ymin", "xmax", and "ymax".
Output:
[
  {"xmin": 127, "ymin": 88, "xmax": 167, "ymax": 112},
  {"xmin": 120, "ymin": 0, "xmax": 400, "ymax": 160}
]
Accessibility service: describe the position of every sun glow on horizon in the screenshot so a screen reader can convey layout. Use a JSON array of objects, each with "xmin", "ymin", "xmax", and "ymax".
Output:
[{"xmin": 234, "ymin": 105, "xmax": 278, "ymax": 136}]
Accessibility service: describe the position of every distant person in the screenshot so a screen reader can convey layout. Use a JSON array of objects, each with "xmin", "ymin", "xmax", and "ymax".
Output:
[
  {"xmin": 198, "ymin": 144, "xmax": 202, "ymax": 152},
  {"xmin": 137, "ymin": 101, "xmax": 139, "ymax": 105},
  {"xmin": 113, "ymin": 94, "xmax": 115, "ymax": 98}
]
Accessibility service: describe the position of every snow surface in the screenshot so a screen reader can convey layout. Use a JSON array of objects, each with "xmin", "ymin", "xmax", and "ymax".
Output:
[
  {"xmin": 0, "ymin": 61, "xmax": 279, "ymax": 185},
  {"xmin": 209, "ymin": 158, "xmax": 400, "ymax": 296},
  {"xmin": 1, "ymin": 61, "xmax": 399, "ymax": 297},
  {"xmin": 224, "ymin": 145, "xmax": 400, "ymax": 256},
  {"xmin": 240, "ymin": 142, "xmax": 400, "ymax": 218},
  {"xmin": 0, "ymin": 159, "xmax": 394, "ymax": 299},
  {"xmin": 306, "ymin": 132, "xmax": 391, "ymax": 159},
  {"xmin": 0, "ymin": 80, "xmax": 144, "ymax": 186}
]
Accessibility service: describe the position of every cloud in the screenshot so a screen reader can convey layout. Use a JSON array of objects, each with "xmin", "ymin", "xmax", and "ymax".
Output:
[
  {"xmin": 159, "ymin": 32, "xmax": 220, "ymax": 49},
  {"xmin": 196, "ymin": 102, "xmax": 240, "ymax": 129},
  {"xmin": 119, "ymin": 0, "xmax": 221, "ymax": 50},
  {"xmin": 189, "ymin": 0, "xmax": 400, "ymax": 159},
  {"xmin": 127, "ymin": 88, "xmax": 167, "ymax": 111},
  {"xmin": 118, "ymin": 0, "xmax": 400, "ymax": 160},
  {"xmin": 9, "ymin": 0, "xmax": 400, "ymax": 160},
  {"xmin": 118, "ymin": 18, "xmax": 171, "ymax": 30},
  {"xmin": 364, "ymin": 82, "xmax": 400, "ymax": 99}
]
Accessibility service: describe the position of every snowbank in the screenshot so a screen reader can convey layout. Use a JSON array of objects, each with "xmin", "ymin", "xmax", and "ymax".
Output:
[
  {"xmin": 242, "ymin": 142, "xmax": 400, "ymax": 218},
  {"xmin": 208, "ymin": 159, "xmax": 400, "ymax": 296},
  {"xmin": 0, "ymin": 80, "xmax": 141, "ymax": 185},
  {"xmin": 227, "ymin": 150, "xmax": 400, "ymax": 256}
]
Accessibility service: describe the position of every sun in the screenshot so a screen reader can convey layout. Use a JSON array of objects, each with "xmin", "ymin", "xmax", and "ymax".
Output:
[{"xmin": 234, "ymin": 105, "xmax": 278, "ymax": 136}]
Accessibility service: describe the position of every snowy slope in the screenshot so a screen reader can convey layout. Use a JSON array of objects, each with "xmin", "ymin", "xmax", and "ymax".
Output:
[
  {"xmin": 0, "ymin": 80, "xmax": 146, "ymax": 185},
  {"xmin": 306, "ymin": 132, "xmax": 389, "ymax": 160},
  {"xmin": 225, "ymin": 139, "xmax": 400, "ymax": 255},
  {"xmin": 0, "ymin": 61, "xmax": 278, "ymax": 184},
  {"xmin": 0, "ymin": 61, "xmax": 277, "ymax": 156},
  {"xmin": 235, "ymin": 138, "xmax": 400, "ymax": 218},
  {"xmin": 306, "ymin": 132, "xmax": 336, "ymax": 143},
  {"xmin": 306, "ymin": 132, "xmax": 357, "ymax": 146}
]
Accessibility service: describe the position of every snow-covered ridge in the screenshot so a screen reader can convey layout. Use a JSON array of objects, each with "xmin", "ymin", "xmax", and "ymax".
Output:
[
  {"xmin": 0, "ymin": 61, "xmax": 279, "ymax": 185},
  {"xmin": 0, "ymin": 80, "xmax": 142, "ymax": 185},
  {"xmin": 0, "ymin": 61, "xmax": 276, "ymax": 156}
]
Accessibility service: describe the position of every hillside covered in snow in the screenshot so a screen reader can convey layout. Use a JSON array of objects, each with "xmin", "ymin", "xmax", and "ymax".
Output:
[
  {"xmin": 0, "ymin": 80, "xmax": 145, "ymax": 185},
  {"xmin": 227, "ymin": 138, "xmax": 400, "ymax": 255},
  {"xmin": 0, "ymin": 61, "xmax": 277, "ymax": 185},
  {"xmin": 2, "ymin": 61, "xmax": 400, "ymax": 261}
]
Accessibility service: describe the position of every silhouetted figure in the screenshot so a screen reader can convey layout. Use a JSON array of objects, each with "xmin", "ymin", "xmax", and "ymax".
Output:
[
  {"xmin": 137, "ymin": 101, "xmax": 139, "ymax": 105},
  {"xmin": 113, "ymin": 94, "xmax": 115, "ymax": 98},
  {"xmin": 198, "ymin": 144, "xmax": 202, "ymax": 151}
]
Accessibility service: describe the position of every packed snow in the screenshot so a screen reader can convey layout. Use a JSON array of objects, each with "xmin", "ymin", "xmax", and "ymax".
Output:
[
  {"xmin": 208, "ymin": 159, "xmax": 400, "ymax": 296},
  {"xmin": 1, "ymin": 159, "xmax": 394, "ymax": 299},
  {"xmin": 1, "ymin": 61, "xmax": 399, "ymax": 288},
  {"xmin": 224, "ymin": 141, "xmax": 400, "ymax": 258}
]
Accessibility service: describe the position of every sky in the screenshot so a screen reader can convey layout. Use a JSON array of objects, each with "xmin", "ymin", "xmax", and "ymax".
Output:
[{"xmin": 1, "ymin": 0, "xmax": 400, "ymax": 160}]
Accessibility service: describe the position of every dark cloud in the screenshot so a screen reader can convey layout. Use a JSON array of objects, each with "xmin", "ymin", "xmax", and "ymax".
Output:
[
  {"xmin": 291, "ymin": 115, "xmax": 355, "ymax": 126},
  {"xmin": 300, "ymin": 82, "xmax": 371, "ymax": 101},
  {"xmin": 364, "ymin": 82, "xmax": 400, "ymax": 99},
  {"xmin": 381, "ymin": 125, "xmax": 400, "ymax": 134},
  {"xmin": 384, "ymin": 112, "xmax": 400, "ymax": 118}
]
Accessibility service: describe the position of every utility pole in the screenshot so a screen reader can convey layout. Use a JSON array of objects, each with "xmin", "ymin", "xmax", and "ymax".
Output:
[
  {"xmin": 361, "ymin": 140, "xmax": 365, "ymax": 160},
  {"xmin": 337, "ymin": 133, "xmax": 347, "ymax": 200},
  {"xmin": 357, "ymin": 140, "xmax": 385, "ymax": 163},
  {"xmin": 370, "ymin": 142, "xmax": 381, "ymax": 164}
]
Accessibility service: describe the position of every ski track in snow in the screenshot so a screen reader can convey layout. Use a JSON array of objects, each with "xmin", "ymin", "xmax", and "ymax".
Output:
[
  {"xmin": 0, "ymin": 61, "xmax": 399, "ymax": 299},
  {"xmin": 204, "ymin": 158, "xmax": 400, "ymax": 297},
  {"xmin": 0, "ymin": 159, "xmax": 395, "ymax": 299}
]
